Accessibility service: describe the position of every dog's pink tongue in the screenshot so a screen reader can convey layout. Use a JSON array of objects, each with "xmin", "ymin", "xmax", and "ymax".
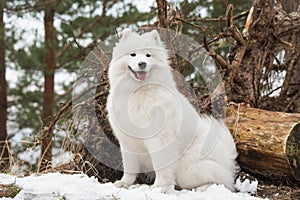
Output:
[{"xmin": 137, "ymin": 71, "xmax": 147, "ymax": 81}]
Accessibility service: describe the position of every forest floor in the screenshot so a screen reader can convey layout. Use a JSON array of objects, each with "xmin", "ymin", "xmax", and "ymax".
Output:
[{"xmin": 240, "ymin": 171, "xmax": 300, "ymax": 200}]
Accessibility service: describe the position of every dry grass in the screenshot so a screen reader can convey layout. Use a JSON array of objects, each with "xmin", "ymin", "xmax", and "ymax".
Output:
[{"xmin": 0, "ymin": 183, "xmax": 21, "ymax": 198}]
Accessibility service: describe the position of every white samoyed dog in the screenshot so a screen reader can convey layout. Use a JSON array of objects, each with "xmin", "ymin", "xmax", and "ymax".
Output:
[{"xmin": 106, "ymin": 29, "xmax": 238, "ymax": 191}]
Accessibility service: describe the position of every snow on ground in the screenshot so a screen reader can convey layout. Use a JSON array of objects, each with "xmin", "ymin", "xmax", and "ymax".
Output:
[{"xmin": 0, "ymin": 173, "xmax": 263, "ymax": 200}]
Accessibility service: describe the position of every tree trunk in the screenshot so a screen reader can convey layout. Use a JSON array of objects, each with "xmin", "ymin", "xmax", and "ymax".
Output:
[
  {"xmin": 281, "ymin": 0, "xmax": 299, "ymax": 12},
  {"xmin": 40, "ymin": 3, "xmax": 56, "ymax": 171},
  {"xmin": 224, "ymin": 0, "xmax": 300, "ymax": 112},
  {"xmin": 281, "ymin": 0, "xmax": 300, "ymax": 112},
  {"xmin": 225, "ymin": 104, "xmax": 300, "ymax": 181},
  {"xmin": 225, "ymin": 0, "xmax": 275, "ymax": 107},
  {"xmin": 0, "ymin": 0, "xmax": 9, "ymax": 172}
]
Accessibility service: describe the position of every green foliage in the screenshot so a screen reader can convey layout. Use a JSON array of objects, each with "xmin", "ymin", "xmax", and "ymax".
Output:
[{"xmin": 9, "ymin": 70, "xmax": 43, "ymax": 130}]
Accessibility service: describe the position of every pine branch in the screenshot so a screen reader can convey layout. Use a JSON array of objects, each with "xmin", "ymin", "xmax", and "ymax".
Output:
[{"xmin": 55, "ymin": 16, "xmax": 103, "ymax": 60}]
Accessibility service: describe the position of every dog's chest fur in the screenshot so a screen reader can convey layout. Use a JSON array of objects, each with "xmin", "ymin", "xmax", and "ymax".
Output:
[{"xmin": 127, "ymin": 84, "xmax": 180, "ymax": 130}]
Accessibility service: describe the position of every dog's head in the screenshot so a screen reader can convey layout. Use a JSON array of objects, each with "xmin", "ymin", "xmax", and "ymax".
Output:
[{"xmin": 110, "ymin": 29, "xmax": 169, "ymax": 82}]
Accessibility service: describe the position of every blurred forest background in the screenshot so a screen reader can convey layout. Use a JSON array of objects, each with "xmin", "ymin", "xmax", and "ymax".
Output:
[
  {"xmin": 0, "ymin": 0, "xmax": 160, "ymax": 173},
  {"xmin": 0, "ymin": 1, "xmax": 299, "ymax": 198}
]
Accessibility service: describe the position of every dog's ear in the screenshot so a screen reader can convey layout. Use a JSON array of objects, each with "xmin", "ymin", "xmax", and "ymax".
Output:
[
  {"xmin": 148, "ymin": 30, "xmax": 163, "ymax": 46},
  {"xmin": 119, "ymin": 28, "xmax": 132, "ymax": 42}
]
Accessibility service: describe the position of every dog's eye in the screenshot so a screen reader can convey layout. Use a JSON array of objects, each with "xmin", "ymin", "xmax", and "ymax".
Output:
[
  {"xmin": 130, "ymin": 53, "xmax": 136, "ymax": 57},
  {"xmin": 146, "ymin": 54, "xmax": 151, "ymax": 57}
]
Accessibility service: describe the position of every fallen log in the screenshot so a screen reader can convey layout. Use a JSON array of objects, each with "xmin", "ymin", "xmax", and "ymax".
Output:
[{"xmin": 225, "ymin": 104, "xmax": 300, "ymax": 181}]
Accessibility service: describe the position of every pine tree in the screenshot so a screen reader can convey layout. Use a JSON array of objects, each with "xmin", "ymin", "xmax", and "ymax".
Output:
[{"xmin": 39, "ymin": 0, "xmax": 58, "ymax": 171}]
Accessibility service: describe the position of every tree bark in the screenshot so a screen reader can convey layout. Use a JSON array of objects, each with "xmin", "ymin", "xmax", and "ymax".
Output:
[
  {"xmin": 40, "ymin": 3, "xmax": 56, "ymax": 171},
  {"xmin": 223, "ymin": 0, "xmax": 300, "ymax": 112},
  {"xmin": 225, "ymin": 104, "xmax": 300, "ymax": 181},
  {"xmin": 0, "ymin": 0, "xmax": 9, "ymax": 172},
  {"xmin": 225, "ymin": 0, "xmax": 274, "ymax": 107},
  {"xmin": 280, "ymin": 0, "xmax": 299, "ymax": 12},
  {"xmin": 280, "ymin": 0, "xmax": 300, "ymax": 112}
]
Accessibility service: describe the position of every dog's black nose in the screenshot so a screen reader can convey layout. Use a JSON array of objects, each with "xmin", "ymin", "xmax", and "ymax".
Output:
[{"xmin": 138, "ymin": 62, "xmax": 147, "ymax": 69}]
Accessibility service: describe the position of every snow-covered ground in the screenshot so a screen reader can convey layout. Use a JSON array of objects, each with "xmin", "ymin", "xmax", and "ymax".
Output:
[{"xmin": 0, "ymin": 172, "xmax": 263, "ymax": 200}]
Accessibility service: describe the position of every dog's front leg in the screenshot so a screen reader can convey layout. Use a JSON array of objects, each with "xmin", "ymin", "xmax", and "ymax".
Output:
[
  {"xmin": 144, "ymin": 138, "xmax": 177, "ymax": 190},
  {"xmin": 152, "ymin": 166, "xmax": 176, "ymax": 190},
  {"xmin": 114, "ymin": 150, "xmax": 139, "ymax": 188}
]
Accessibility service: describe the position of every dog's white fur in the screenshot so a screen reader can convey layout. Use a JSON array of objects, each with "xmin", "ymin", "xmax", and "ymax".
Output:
[{"xmin": 106, "ymin": 29, "xmax": 238, "ymax": 191}]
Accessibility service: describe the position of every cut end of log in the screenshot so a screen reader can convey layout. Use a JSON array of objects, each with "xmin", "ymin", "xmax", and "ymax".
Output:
[{"xmin": 286, "ymin": 123, "xmax": 300, "ymax": 181}]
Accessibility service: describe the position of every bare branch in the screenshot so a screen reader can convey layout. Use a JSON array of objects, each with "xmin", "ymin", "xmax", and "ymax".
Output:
[
  {"xmin": 156, "ymin": 0, "xmax": 167, "ymax": 28},
  {"xmin": 189, "ymin": 10, "xmax": 249, "ymax": 22},
  {"xmin": 243, "ymin": 6, "xmax": 254, "ymax": 37},
  {"xmin": 226, "ymin": 4, "xmax": 246, "ymax": 45},
  {"xmin": 175, "ymin": 17, "xmax": 206, "ymax": 32}
]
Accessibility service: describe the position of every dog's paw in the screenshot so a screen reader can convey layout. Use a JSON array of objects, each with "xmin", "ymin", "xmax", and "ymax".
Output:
[
  {"xmin": 114, "ymin": 180, "xmax": 129, "ymax": 189},
  {"xmin": 196, "ymin": 184, "xmax": 213, "ymax": 192},
  {"xmin": 151, "ymin": 184, "xmax": 174, "ymax": 193}
]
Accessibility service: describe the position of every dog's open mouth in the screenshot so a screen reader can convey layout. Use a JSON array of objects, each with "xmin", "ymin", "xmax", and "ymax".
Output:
[{"xmin": 128, "ymin": 66, "xmax": 147, "ymax": 81}]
